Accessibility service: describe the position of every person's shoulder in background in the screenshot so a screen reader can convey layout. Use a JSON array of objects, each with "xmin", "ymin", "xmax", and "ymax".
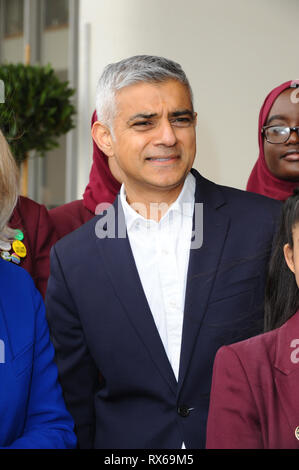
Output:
[
  {"xmin": 49, "ymin": 199, "xmax": 94, "ymax": 240},
  {"xmin": 9, "ymin": 196, "xmax": 58, "ymax": 298},
  {"xmin": 194, "ymin": 170, "xmax": 282, "ymax": 226}
]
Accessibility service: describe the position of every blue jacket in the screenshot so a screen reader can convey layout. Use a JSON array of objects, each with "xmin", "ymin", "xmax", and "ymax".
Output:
[
  {"xmin": 46, "ymin": 169, "xmax": 281, "ymax": 449},
  {"xmin": 0, "ymin": 258, "xmax": 76, "ymax": 449}
]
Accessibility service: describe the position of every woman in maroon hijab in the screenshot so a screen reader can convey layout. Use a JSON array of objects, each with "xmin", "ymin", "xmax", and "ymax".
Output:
[
  {"xmin": 49, "ymin": 111, "xmax": 121, "ymax": 239},
  {"xmin": 247, "ymin": 80, "xmax": 299, "ymax": 201}
]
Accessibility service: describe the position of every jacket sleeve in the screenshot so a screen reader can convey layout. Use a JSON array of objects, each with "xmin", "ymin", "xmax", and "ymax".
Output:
[
  {"xmin": 5, "ymin": 287, "xmax": 77, "ymax": 449},
  {"xmin": 45, "ymin": 246, "xmax": 99, "ymax": 449},
  {"xmin": 206, "ymin": 345, "xmax": 263, "ymax": 449}
]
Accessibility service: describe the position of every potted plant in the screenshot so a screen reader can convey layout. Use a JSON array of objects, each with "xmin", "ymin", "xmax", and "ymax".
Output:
[{"xmin": 0, "ymin": 63, "xmax": 76, "ymax": 192}]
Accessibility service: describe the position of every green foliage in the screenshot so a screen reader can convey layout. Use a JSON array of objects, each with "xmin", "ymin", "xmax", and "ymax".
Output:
[{"xmin": 0, "ymin": 63, "xmax": 76, "ymax": 164}]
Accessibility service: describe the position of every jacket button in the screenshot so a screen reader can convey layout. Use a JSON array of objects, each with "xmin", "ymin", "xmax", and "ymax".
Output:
[{"xmin": 177, "ymin": 406, "xmax": 190, "ymax": 417}]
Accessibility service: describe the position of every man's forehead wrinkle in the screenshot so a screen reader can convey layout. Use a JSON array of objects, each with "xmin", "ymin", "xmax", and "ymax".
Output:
[{"xmin": 113, "ymin": 82, "xmax": 194, "ymax": 129}]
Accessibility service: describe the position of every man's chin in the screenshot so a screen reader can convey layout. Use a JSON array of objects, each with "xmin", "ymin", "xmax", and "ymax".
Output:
[{"xmin": 143, "ymin": 175, "xmax": 187, "ymax": 192}]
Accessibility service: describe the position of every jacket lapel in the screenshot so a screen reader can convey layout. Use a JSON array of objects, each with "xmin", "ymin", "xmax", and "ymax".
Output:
[
  {"xmin": 178, "ymin": 171, "xmax": 229, "ymax": 389},
  {"xmin": 274, "ymin": 371, "xmax": 299, "ymax": 446},
  {"xmin": 273, "ymin": 312, "xmax": 299, "ymax": 445},
  {"xmin": 96, "ymin": 196, "xmax": 177, "ymax": 395}
]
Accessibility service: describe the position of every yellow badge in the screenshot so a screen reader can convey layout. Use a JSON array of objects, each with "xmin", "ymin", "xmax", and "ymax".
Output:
[
  {"xmin": 295, "ymin": 426, "xmax": 299, "ymax": 441},
  {"xmin": 12, "ymin": 240, "xmax": 27, "ymax": 258}
]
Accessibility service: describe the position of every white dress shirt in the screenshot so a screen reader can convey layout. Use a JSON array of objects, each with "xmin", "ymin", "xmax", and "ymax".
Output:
[{"xmin": 120, "ymin": 172, "xmax": 196, "ymax": 382}]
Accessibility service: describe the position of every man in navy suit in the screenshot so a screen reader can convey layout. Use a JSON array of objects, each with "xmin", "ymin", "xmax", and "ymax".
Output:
[{"xmin": 46, "ymin": 55, "xmax": 281, "ymax": 449}]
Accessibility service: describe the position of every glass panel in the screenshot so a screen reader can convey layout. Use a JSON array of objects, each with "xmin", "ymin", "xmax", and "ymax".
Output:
[
  {"xmin": 29, "ymin": 70, "xmax": 68, "ymax": 208},
  {"xmin": 4, "ymin": 0, "xmax": 24, "ymax": 37},
  {"xmin": 44, "ymin": 134, "xmax": 67, "ymax": 208},
  {"xmin": 44, "ymin": 0, "xmax": 69, "ymax": 29}
]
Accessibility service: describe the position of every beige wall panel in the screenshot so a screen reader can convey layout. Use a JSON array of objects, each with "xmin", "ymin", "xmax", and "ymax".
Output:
[{"xmin": 77, "ymin": 0, "xmax": 299, "ymax": 198}]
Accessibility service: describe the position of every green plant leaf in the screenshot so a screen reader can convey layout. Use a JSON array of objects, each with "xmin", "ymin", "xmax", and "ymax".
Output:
[{"xmin": 0, "ymin": 63, "xmax": 76, "ymax": 164}]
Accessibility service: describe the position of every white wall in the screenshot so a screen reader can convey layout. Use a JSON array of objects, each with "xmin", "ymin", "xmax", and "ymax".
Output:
[
  {"xmin": 42, "ymin": 29, "xmax": 69, "ymax": 71},
  {"xmin": 77, "ymin": 0, "xmax": 299, "ymax": 198},
  {"xmin": 2, "ymin": 37, "xmax": 23, "ymax": 63}
]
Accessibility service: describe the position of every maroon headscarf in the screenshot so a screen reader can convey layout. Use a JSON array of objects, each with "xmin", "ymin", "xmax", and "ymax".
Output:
[
  {"xmin": 246, "ymin": 80, "xmax": 299, "ymax": 201},
  {"xmin": 83, "ymin": 110, "xmax": 121, "ymax": 214}
]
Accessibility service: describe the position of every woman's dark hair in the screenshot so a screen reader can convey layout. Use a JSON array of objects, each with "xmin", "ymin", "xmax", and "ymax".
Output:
[{"xmin": 264, "ymin": 188, "xmax": 299, "ymax": 331}]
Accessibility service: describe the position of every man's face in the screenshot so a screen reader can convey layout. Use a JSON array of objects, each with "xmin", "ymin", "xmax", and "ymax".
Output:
[
  {"xmin": 107, "ymin": 79, "xmax": 197, "ymax": 198},
  {"xmin": 264, "ymin": 88, "xmax": 299, "ymax": 181}
]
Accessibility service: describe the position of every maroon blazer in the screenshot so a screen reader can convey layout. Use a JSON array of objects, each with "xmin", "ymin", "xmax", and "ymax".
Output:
[
  {"xmin": 9, "ymin": 196, "xmax": 57, "ymax": 298},
  {"xmin": 49, "ymin": 200, "xmax": 94, "ymax": 240},
  {"xmin": 206, "ymin": 311, "xmax": 299, "ymax": 449}
]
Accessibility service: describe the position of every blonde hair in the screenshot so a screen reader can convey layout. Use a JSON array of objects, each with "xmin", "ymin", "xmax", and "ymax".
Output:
[{"xmin": 0, "ymin": 130, "xmax": 19, "ymax": 243}]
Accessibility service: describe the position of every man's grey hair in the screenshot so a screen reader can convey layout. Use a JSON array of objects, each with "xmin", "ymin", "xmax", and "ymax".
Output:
[{"xmin": 95, "ymin": 55, "xmax": 193, "ymax": 133}]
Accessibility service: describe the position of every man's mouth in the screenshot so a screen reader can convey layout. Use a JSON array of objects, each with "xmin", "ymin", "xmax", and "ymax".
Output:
[{"xmin": 145, "ymin": 155, "xmax": 179, "ymax": 162}]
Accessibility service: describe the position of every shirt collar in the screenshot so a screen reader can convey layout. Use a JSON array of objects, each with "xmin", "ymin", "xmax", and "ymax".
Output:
[{"xmin": 120, "ymin": 172, "xmax": 196, "ymax": 231}]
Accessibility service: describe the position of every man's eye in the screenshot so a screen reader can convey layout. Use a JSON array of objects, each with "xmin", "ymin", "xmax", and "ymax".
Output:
[
  {"xmin": 133, "ymin": 121, "xmax": 152, "ymax": 127},
  {"xmin": 172, "ymin": 117, "xmax": 192, "ymax": 126}
]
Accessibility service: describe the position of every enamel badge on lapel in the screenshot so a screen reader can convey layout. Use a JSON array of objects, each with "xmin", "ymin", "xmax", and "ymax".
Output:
[
  {"xmin": 12, "ymin": 240, "xmax": 26, "ymax": 258},
  {"xmin": 0, "ymin": 230, "xmax": 26, "ymax": 265},
  {"xmin": 295, "ymin": 426, "xmax": 299, "ymax": 441}
]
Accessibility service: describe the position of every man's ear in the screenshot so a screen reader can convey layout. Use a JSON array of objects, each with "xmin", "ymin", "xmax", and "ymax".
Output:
[
  {"xmin": 283, "ymin": 243, "xmax": 295, "ymax": 274},
  {"xmin": 92, "ymin": 121, "xmax": 114, "ymax": 157}
]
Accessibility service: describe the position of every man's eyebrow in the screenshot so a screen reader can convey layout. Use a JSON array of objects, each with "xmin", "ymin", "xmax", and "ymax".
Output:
[
  {"xmin": 170, "ymin": 109, "xmax": 194, "ymax": 118},
  {"xmin": 127, "ymin": 109, "xmax": 194, "ymax": 124},
  {"xmin": 266, "ymin": 114, "xmax": 288, "ymax": 125},
  {"xmin": 127, "ymin": 113, "xmax": 157, "ymax": 123}
]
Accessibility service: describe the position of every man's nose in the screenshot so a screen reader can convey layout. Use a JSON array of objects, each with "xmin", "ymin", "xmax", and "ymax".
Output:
[{"xmin": 154, "ymin": 120, "xmax": 177, "ymax": 146}]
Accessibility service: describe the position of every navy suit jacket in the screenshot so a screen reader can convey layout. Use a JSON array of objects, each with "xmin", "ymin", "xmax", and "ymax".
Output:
[
  {"xmin": 46, "ymin": 169, "xmax": 281, "ymax": 449},
  {"xmin": 0, "ymin": 259, "xmax": 76, "ymax": 448}
]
